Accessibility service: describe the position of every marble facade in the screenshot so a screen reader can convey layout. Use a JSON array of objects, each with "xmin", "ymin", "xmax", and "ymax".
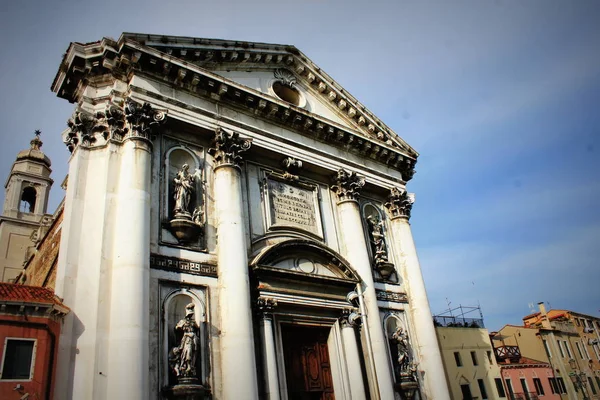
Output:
[{"xmin": 49, "ymin": 33, "xmax": 449, "ymax": 400}]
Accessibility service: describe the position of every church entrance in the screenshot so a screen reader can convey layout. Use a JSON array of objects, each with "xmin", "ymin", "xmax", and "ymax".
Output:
[{"xmin": 282, "ymin": 324, "xmax": 335, "ymax": 400}]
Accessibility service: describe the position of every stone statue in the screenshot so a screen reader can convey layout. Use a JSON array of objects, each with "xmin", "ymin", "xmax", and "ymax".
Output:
[
  {"xmin": 367, "ymin": 214, "xmax": 389, "ymax": 264},
  {"xmin": 170, "ymin": 303, "xmax": 200, "ymax": 379},
  {"xmin": 392, "ymin": 327, "xmax": 410, "ymax": 373},
  {"xmin": 173, "ymin": 164, "xmax": 200, "ymax": 217}
]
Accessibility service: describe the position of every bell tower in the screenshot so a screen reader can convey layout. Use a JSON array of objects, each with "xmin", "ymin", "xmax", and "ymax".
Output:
[{"xmin": 0, "ymin": 130, "xmax": 53, "ymax": 282}]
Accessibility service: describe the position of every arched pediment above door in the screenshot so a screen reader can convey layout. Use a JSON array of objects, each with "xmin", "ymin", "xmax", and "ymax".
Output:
[{"xmin": 250, "ymin": 239, "xmax": 360, "ymax": 283}]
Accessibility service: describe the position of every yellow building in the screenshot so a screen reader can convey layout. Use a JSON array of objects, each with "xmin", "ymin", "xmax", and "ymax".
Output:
[{"xmin": 435, "ymin": 310, "xmax": 504, "ymax": 400}]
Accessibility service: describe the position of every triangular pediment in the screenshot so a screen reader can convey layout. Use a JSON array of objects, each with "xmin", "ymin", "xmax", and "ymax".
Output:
[
  {"xmin": 121, "ymin": 33, "xmax": 417, "ymax": 157},
  {"xmin": 52, "ymin": 33, "xmax": 418, "ymax": 180}
]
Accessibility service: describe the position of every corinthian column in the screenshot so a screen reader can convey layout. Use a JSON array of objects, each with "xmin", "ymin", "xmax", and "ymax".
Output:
[
  {"xmin": 332, "ymin": 169, "xmax": 395, "ymax": 400},
  {"xmin": 385, "ymin": 188, "xmax": 450, "ymax": 400},
  {"xmin": 208, "ymin": 128, "xmax": 258, "ymax": 399},
  {"xmin": 106, "ymin": 100, "xmax": 166, "ymax": 399}
]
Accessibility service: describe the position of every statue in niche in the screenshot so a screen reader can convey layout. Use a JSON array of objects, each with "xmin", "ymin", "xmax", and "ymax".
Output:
[
  {"xmin": 392, "ymin": 326, "xmax": 418, "ymax": 383},
  {"xmin": 367, "ymin": 214, "xmax": 388, "ymax": 264},
  {"xmin": 173, "ymin": 164, "xmax": 200, "ymax": 217},
  {"xmin": 367, "ymin": 213, "xmax": 395, "ymax": 279},
  {"xmin": 169, "ymin": 303, "xmax": 200, "ymax": 380}
]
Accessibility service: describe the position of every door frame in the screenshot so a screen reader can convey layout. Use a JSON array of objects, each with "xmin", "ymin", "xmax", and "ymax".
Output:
[{"xmin": 274, "ymin": 314, "xmax": 352, "ymax": 400}]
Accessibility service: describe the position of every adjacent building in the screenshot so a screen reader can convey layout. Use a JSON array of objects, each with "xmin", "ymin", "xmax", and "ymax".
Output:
[
  {"xmin": 0, "ymin": 132, "xmax": 54, "ymax": 283},
  {"xmin": 0, "ymin": 283, "xmax": 68, "ymax": 400},
  {"xmin": 435, "ymin": 307, "xmax": 504, "ymax": 400}
]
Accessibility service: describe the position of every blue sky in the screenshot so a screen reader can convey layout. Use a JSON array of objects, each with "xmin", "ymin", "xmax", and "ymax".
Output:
[{"xmin": 1, "ymin": 0, "xmax": 598, "ymax": 330}]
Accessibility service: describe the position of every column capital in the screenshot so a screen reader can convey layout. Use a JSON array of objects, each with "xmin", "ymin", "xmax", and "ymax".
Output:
[
  {"xmin": 385, "ymin": 187, "xmax": 415, "ymax": 220},
  {"xmin": 256, "ymin": 296, "xmax": 278, "ymax": 318},
  {"xmin": 208, "ymin": 127, "xmax": 252, "ymax": 170},
  {"xmin": 124, "ymin": 98, "xmax": 167, "ymax": 143},
  {"xmin": 331, "ymin": 169, "xmax": 365, "ymax": 203},
  {"xmin": 339, "ymin": 307, "xmax": 362, "ymax": 328},
  {"xmin": 64, "ymin": 99, "xmax": 166, "ymax": 153}
]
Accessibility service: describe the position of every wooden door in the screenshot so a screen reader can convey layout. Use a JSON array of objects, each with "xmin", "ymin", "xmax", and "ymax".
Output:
[{"xmin": 282, "ymin": 325, "xmax": 335, "ymax": 400}]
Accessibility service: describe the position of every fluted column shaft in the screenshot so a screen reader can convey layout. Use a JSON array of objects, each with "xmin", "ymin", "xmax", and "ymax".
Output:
[
  {"xmin": 106, "ymin": 138, "xmax": 152, "ymax": 399},
  {"xmin": 211, "ymin": 128, "xmax": 258, "ymax": 399},
  {"xmin": 333, "ymin": 170, "xmax": 395, "ymax": 400},
  {"xmin": 386, "ymin": 188, "xmax": 450, "ymax": 400}
]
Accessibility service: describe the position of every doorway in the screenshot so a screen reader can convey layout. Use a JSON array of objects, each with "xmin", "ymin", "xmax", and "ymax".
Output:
[{"xmin": 282, "ymin": 324, "xmax": 335, "ymax": 400}]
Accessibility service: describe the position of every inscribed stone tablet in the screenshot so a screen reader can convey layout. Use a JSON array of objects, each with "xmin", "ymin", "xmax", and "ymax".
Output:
[{"xmin": 266, "ymin": 178, "xmax": 321, "ymax": 237}]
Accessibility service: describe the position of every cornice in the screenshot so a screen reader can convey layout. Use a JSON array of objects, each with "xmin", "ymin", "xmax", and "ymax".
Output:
[{"xmin": 52, "ymin": 34, "xmax": 418, "ymax": 181}]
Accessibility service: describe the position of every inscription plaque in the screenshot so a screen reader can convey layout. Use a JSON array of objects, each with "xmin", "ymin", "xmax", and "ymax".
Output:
[
  {"xmin": 150, "ymin": 253, "xmax": 217, "ymax": 277},
  {"xmin": 264, "ymin": 176, "xmax": 323, "ymax": 238}
]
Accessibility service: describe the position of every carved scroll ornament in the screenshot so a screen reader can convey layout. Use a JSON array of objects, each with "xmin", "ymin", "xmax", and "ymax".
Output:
[
  {"xmin": 207, "ymin": 127, "xmax": 252, "ymax": 168},
  {"xmin": 385, "ymin": 187, "xmax": 415, "ymax": 220},
  {"xmin": 331, "ymin": 169, "xmax": 365, "ymax": 202}
]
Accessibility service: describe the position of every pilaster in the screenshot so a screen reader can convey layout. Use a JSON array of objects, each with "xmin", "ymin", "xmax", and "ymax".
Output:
[
  {"xmin": 332, "ymin": 169, "xmax": 395, "ymax": 400},
  {"xmin": 385, "ymin": 187, "xmax": 450, "ymax": 400},
  {"xmin": 339, "ymin": 308, "xmax": 368, "ymax": 400},
  {"xmin": 210, "ymin": 128, "xmax": 259, "ymax": 399},
  {"xmin": 257, "ymin": 297, "xmax": 281, "ymax": 400}
]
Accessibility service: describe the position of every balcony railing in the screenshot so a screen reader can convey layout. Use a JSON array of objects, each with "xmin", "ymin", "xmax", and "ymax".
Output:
[
  {"xmin": 510, "ymin": 392, "xmax": 539, "ymax": 400},
  {"xmin": 433, "ymin": 315, "xmax": 485, "ymax": 328}
]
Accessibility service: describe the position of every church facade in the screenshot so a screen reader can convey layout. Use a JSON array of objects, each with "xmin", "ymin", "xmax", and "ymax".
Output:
[{"xmin": 48, "ymin": 33, "xmax": 449, "ymax": 400}]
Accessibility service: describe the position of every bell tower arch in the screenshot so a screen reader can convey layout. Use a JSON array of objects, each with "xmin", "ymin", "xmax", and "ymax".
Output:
[{"xmin": 0, "ymin": 130, "xmax": 54, "ymax": 282}]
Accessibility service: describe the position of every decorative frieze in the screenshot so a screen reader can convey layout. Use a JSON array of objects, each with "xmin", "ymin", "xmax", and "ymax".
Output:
[
  {"xmin": 207, "ymin": 127, "xmax": 252, "ymax": 169},
  {"xmin": 331, "ymin": 169, "xmax": 365, "ymax": 202},
  {"xmin": 376, "ymin": 290, "xmax": 408, "ymax": 304},
  {"xmin": 385, "ymin": 187, "xmax": 415, "ymax": 220},
  {"xmin": 150, "ymin": 253, "xmax": 216, "ymax": 277}
]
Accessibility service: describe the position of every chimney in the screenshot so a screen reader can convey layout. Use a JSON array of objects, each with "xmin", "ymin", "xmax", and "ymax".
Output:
[
  {"xmin": 538, "ymin": 302, "xmax": 551, "ymax": 329},
  {"xmin": 538, "ymin": 302, "xmax": 547, "ymax": 315}
]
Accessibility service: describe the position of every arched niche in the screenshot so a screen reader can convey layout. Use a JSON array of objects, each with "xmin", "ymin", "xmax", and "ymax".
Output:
[
  {"xmin": 362, "ymin": 202, "xmax": 397, "ymax": 282},
  {"xmin": 161, "ymin": 288, "xmax": 207, "ymax": 387},
  {"xmin": 164, "ymin": 146, "xmax": 203, "ymax": 221},
  {"xmin": 384, "ymin": 312, "xmax": 412, "ymax": 383},
  {"xmin": 20, "ymin": 186, "xmax": 37, "ymax": 213}
]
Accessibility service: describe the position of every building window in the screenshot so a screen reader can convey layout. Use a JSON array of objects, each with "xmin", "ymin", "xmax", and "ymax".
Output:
[
  {"xmin": 595, "ymin": 377, "xmax": 600, "ymax": 393},
  {"xmin": 478, "ymin": 379, "xmax": 488, "ymax": 399},
  {"xmin": 520, "ymin": 378, "xmax": 529, "ymax": 397},
  {"xmin": 556, "ymin": 377, "xmax": 567, "ymax": 394},
  {"xmin": 582, "ymin": 340, "xmax": 591, "ymax": 359},
  {"xmin": 533, "ymin": 378, "xmax": 545, "ymax": 396},
  {"xmin": 575, "ymin": 319, "xmax": 581, "ymax": 326},
  {"xmin": 454, "ymin": 351, "xmax": 463, "ymax": 367},
  {"xmin": 461, "ymin": 384, "xmax": 473, "ymax": 400},
  {"xmin": 542, "ymin": 339, "xmax": 552, "ymax": 358},
  {"xmin": 19, "ymin": 187, "xmax": 36, "ymax": 213},
  {"xmin": 576, "ymin": 341, "xmax": 584, "ymax": 359},
  {"xmin": 557, "ymin": 340, "xmax": 565, "ymax": 357},
  {"xmin": 564, "ymin": 341, "xmax": 572, "ymax": 358},
  {"xmin": 548, "ymin": 378, "xmax": 557, "ymax": 394},
  {"xmin": 487, "ymin": 350, "xmax": 493, "ymax": 364},
  {"xmin": 495, "ymin": 378, "xmax": 506, "ymax": 398},
  {"xmin": 588, "ymin": 377, "xmax": 597, "ymax": 396},
  {"xmin": 0, "ymin": 338, "xmax": 36, "ymax": 380},
  {"xmin": 505, "ymin": 379, "xmax": 514, "ymax": 399},
  {"xmin": 471, "ymin": 351, "xmax": 478, "ymax": 366}
]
